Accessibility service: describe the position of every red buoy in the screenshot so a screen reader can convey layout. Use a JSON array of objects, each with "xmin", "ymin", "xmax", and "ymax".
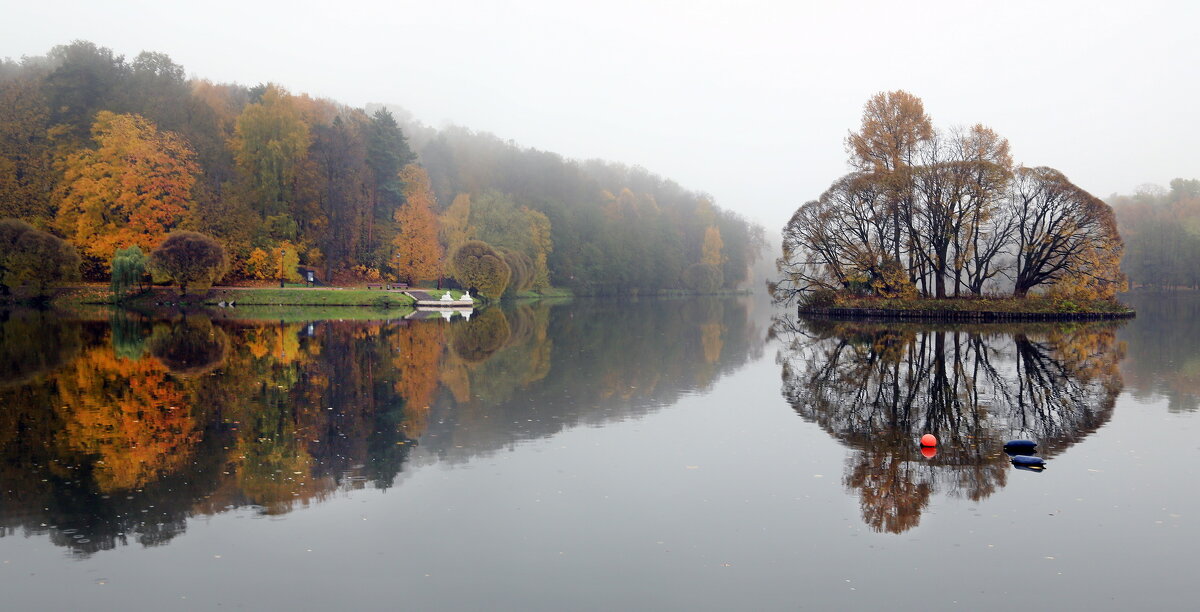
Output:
[
  {"xmin": 920, "ymin": 446, "xmax": 937, "ymax": 459},
  {"xmin": 920, "ymin": 433, "xmax": 937, "ymax": 447}
]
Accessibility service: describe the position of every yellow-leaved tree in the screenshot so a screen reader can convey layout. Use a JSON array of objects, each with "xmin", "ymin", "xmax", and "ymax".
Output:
[{"xmin": 701, "ymin": 226, "xmax": 724, "ymax": 267}]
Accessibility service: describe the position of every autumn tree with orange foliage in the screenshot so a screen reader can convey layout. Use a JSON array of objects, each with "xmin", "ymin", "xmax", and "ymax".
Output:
[
  {"xmin": 393, "ymin": 164, "xmax": 443, "ymax": 283},
  {"xmin": 55, "ymin": 111, "xmax": 198, "ymax": 271}
]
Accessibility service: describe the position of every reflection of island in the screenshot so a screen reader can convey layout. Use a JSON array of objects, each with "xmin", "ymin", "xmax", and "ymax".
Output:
[
  {"xmin": 0, "ymin": 297, "xmax": 760, "ymax": 556},
  {"xmin": 773, "ymin": 318, "xmax": 1125, "ymax": 533}
]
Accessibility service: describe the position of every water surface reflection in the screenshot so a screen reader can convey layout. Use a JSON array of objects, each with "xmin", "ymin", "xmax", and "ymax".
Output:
[
  {"xmin": 1118, "ymin": 292, "xmax": 1200, "ymax": 412},
  {"xmin": 0, "ymin": 297, "xmax": 760, "ymax": 556},
  {"xmin": 773, "ymin": 317, "xmax": 1126, "ymax": 533}
]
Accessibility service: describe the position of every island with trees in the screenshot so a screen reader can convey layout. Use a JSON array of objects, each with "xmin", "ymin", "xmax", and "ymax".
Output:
[
  {"xmin": 772, "ymin": 90, "xmax": 1132, "ymax": 320},
  {"xmin": 0, "ymin": 41, "xmax": 765, "ymax": 307}
]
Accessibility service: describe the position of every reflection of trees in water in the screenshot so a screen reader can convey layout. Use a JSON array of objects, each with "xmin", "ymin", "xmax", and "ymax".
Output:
[
  {"xmin": 1118, "ymin": 292, "xmax": 1200, "ymax": 412},
  {"xmin": 450, "ymin": 308, "xmax": 510, "ymax": 362},
  {"xmin": 0, "ymin": 309, "xmax": 81, "ymax": 387},
  {"xmin": 418, "ymin": 297, "xmax": 763, "ymax": 464},
  {"xmin": 5, "ymin": 299, "xmax": 760, "ymax": 551},
  {"xmin": 0, "ymin": 315, "xmax": 426, "ymax": 553},
  {"xmin": 775, "ymin": 318, "xmax": 1125, "ymax": 533},
  {"xmin": 109, "ymin": 309, "xmax": 149, "ymax": 360},
  {"xmin": 0, "ymin": 297, "xmax": 763, "ymax": 555},
  {"xmin": 148, "ymin": 317, "xmax": 229, "ymax": 375}
]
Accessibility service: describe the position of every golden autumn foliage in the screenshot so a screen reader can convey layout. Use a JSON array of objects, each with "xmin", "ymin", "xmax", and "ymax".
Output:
[
  {"xmin": 526, "ymin": 206, "xmax": 553, "ymax": 289},
  {"xmin": 234, "ymin": 418, "xmax": 316, "ymax": 515},
  {"xmin": 846, "ymin": 90, "xmax": 933, "ymax": 173},
  {"xmin": 55, "ymin": 111, "xmax": 198, "ymax": 262},
  {"xmin": 393, "ymin": 164, "xmax": 443, "ymax": 282},
  {"xmin": 701, "ymin": 226, "xmax": 724, "ymax": 267},
  {"xmin": 244, "ymin": 241, "xmax": 303, "ymax": 282}
]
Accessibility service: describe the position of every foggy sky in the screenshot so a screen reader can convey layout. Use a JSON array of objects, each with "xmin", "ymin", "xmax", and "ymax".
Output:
[{"xmin": 3, "ymin": 0, "xmax": 1197, "ymax": 233}]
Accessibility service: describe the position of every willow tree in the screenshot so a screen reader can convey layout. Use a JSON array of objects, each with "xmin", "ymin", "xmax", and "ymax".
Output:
[
  {"xmin": 774, "ymin": 172, "xmax": 911, "ymax": 300},
  {"xmin": 110, "ymin": 246, "xmax": 147, "ymax": 299},
  {"xmin": 1008, "ymin": 167, "xmax": 1125, "ymax": 298}
]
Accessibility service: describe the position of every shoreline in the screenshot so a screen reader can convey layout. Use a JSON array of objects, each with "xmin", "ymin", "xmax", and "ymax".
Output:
[
  {"xmin": 796, "ymin": 294, "xmax": 1136, "ymax": 321},
  {"xmin": 799, "ymin": 306, "xmax": 1136, "ymax": 322},
  {"xmin": 4, "ymin": 284, "xmax": 760, "ymax": 310}
]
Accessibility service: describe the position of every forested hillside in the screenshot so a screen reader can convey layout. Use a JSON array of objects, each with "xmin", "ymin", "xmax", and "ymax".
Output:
[
  {"xmin": 0, "ymin": 41, "xmax": 764, "ymax": 294},
  {"xmin": 1108, "ymin": 179, "xmax": 1200, "ymax": 289}
]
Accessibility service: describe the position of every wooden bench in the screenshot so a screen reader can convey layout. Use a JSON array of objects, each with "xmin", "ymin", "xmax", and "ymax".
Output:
[
  {"xmin": 392, "ymin": 282, "xmax": 409, "ymax": 290},
  {"xmin": 366, "ymin": 283, "xmax": 385, "ymax": 290}
]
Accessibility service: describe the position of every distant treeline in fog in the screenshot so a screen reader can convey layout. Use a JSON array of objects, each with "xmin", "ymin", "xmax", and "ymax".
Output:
[
  {"xmin": 1109, "ymin": 178, "xmax": 1200, "ymax": 289},
  {"xmin": 0, "ymin": 41, "xmax": 764, "ymax": 293}
]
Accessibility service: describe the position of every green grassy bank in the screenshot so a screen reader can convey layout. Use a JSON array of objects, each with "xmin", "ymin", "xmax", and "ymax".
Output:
[{"xmin": 52, "ymin": 286, "xmax": 420, "ymax": 309}]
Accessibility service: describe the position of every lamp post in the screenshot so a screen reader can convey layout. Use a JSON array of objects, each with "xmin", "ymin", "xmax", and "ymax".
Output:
[{"xmin": 279, "ymin": 248, "xmax": 285, "ymax": 288}]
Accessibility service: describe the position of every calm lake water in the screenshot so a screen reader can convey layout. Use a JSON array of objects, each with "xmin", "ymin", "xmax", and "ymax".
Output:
[{"xmin": 0, "ymin": 293, "xmax": 1197, "ymax": 610}]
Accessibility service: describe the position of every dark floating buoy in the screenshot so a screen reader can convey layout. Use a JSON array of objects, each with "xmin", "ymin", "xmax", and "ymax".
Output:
[
  {"xmin": 1004, "ymin": 439, "xmax": 1038, "ymax": 452},
  {"xmin": 1011, "ymin": 455, "xmax": 1046, "ymax": 471}
]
